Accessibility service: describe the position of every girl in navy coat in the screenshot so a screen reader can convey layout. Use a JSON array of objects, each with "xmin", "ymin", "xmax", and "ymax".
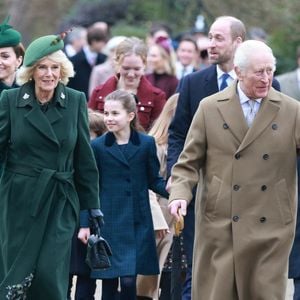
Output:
[{"xmin": 79, "ymin": 90, "xmax": 168, "ymax": 299}]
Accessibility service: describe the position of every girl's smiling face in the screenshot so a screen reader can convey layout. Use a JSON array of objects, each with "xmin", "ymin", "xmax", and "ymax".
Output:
[{"xmin": 103, "ymin": 100, "xmax": 134, "ymax": 134}]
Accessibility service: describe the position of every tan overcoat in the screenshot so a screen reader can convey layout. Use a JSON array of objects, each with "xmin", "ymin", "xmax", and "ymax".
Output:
[{"xmin": 169, "ymin": 81, "xmax": 300, "ymax": 300}]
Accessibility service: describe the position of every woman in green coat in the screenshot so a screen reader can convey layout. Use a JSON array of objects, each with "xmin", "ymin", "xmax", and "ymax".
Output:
[
  {"xmin": 0, "ymin": 17, "xmax": 25, "ymax": 94},
  {"xmin": 0, "ymin": 34, "xmax": 100, "ymax": 300}
]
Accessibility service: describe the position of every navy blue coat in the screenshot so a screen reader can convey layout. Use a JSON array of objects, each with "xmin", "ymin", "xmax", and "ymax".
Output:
[{"xmin": 90, "ymin": 130, "xmax": 168, "ymax": 278}]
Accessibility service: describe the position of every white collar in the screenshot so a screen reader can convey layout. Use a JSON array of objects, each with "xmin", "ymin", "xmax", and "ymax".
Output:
[
  {"xmin": 216, "ymin": 65, "xmax": 236, "ymax": 80},
  {"xmin": 237, "ymin": 82, "xmax": 262, "ymax": 104}
]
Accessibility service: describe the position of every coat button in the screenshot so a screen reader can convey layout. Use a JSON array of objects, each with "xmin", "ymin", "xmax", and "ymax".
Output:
[
  {"xmin": 223, "ymin": 123, "xmax": 229, "ymax": 129},
  {"xmin": 233, "ymin": 184, "xmax": 240, "ymax": 191},
  {"xmin": 260, "ymin": 217, "xmax": 267, "ymax": 223},
  {"xmin": 126, "ymin": 178, "xmax": 131, "ymax": 182},
  {"xmin": 263, "ymin": 154, "xmax": 269, "ymax": 160},
  {"xmin": 261, "ymin": 185, "xmax": 267, "ymax": 191},
  {"xmin": 272, "ymin": 124, "xmax": 278, "ymax": 130},
  {"xmin": 235, "ymin": 153, "xmax": 241, "ymax": 160},
  {"xmin": 126, "ymin": 191, "xmax": 131, "ymax": 196},
  {"xmin": 232, "ymin": 215, "xmax": 239, "ymax": 222}
]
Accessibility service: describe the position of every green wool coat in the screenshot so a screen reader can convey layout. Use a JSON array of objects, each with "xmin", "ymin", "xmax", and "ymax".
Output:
[{"xmin": 0, "ymin": 82, "xmax": 100, "ymax": 299}]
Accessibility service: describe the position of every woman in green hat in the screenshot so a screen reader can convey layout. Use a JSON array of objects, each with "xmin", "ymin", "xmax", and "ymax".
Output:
[
  {"xmin": 0, "ymin": 33, "xmax": 100, "ymax": 299},
  {"xmin": 0, "ymin": 17, "xmax": 25, "ymax": 94}
]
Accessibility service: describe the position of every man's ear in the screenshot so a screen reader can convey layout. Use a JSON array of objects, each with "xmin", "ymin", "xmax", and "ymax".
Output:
[
  {"xmin": 234, "ymin": 66, "xmax": 242, "ymax": 81},
  {"xmin": 236, "ymin": 36, "xmax": 243, "ymax": 45}
]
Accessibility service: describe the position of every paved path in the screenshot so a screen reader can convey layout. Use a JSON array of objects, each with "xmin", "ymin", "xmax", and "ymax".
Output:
[{"xmin": 71, "ymin": 278, "xmax": 295, "ymax": 299}]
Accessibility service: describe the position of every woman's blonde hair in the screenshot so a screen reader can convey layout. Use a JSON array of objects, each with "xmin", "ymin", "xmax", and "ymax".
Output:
[
  {"xmin": 150, "ymin": 44, "xmax": 177, "ymax": 76},
  {"xmin": 148, "ymin": 93, "xmax": 179, "ymax": 145},
  {"xmin": 114, "ymin": 37, "xmax": 148, "ymax": 71},
  {"xmin": 16, "ymin": 50, "xmax": 74, "ymax": 85}
]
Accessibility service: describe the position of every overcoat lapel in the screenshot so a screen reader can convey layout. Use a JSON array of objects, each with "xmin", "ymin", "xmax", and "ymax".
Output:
[
  {"xmin": 217, "ymin": 84, "xmax": 281, "ymax": 152},
  {"xmin": 217, "ymin": 93, "xmax": 248, "ymax": 145},
  {"xmin": 106, "ymin": 143, "xmax": 129, "ymax": 166},
  {"xmin": 237, "ymin": 96, "xmax": 280, "ymax": 152},
  {"xmin": 104, "ymin": 131, "xmax": 141, "ymax": 166},
  {"xmin": 24, "ymin": 106, "xmax": 59, "ymax": 145},
  {"xmin": 204, "ymin": 65, "xmax": 219, "ymax": 96},
  {"xmin": 16, "ymin": 82, "xmax": 66, "ymax": 146}
]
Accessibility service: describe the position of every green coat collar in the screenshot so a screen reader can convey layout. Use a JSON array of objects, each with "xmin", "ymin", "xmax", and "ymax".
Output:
[{"xmin": 16, "ymin": 81, "xmax": 68, "ymax": 108}]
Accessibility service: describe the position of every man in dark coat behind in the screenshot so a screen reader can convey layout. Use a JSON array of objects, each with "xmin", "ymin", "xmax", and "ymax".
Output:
[{"xmin": 68, "ymin": 23, "xmax": 107, "ymax": 99}]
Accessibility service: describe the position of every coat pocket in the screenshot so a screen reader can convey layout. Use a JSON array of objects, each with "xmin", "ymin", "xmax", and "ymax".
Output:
[
  {"xmin": 275, "ymin": 179, "xmax": 293, "ymax": 225},
  {"xmin": 204, "ymin": 175, "xmax": 222, "ymax": 218}
]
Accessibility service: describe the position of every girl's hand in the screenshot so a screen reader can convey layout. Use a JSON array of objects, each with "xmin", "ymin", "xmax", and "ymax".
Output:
[{"xmin": 78, "ymin": 227, "xmax": 91, "ymax": 244}]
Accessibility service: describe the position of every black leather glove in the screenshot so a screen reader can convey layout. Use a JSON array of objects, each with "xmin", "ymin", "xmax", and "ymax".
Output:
[{"xmin": 89, "ymin": 209, "xmax": 104, "ymax": 236}]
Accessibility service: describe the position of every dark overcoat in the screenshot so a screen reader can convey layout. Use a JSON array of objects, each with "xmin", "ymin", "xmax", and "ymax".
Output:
[
  {"xmin": 0, "ymin": 82, "xmax": 100, "ymax": 300},
  {"xmin": 90, "ymin": 130, "xmax": 168, "ymax": 278},
  {"xmin": 68, "ymin": 49, "xmax": 107, "ymax": 99}
]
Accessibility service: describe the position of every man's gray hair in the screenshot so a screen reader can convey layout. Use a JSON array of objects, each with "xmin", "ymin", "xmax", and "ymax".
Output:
[{"xmin": 234, "ymin": 40, "xmax": 276, "ymax": 71}]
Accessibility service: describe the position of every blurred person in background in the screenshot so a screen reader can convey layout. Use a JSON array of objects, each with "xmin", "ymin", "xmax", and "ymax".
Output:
[
  {"xmin": 145, "ymin": 22, "xmax": 172, "ymax": 48},
  {"xmin": 276, "ymin": 46, "xmax": 300, "ymax": 100},
  {"xmin": 64, "ymin": 26, "xmax": 87, "ymax": 58},
  {"xmin": 146, "ymin": 36, "xmax": 178, "ymax": 99},
  {"xmin": 196, "ymin": 36, "xmax": 210, "ymax": 70},
  {"xmin": 0, "ymin": 17, "xmax": 25, "ymax": 94},
  {"xmin": 89, "ymin": 37, "xmax": 166, "ymax": 131},
  {"xmin": 68, "ymin": 22, "xmax": 108, "ymax": 99},
  {"xmin": 89, "ymin": 36, "xmax": 126, "ymax": 96},
  {"xmin": 175, "ymin": 36, "xmax": 198, "ymax": 80},
  {"xmin": 248, "ymin": 26, "xmax": 268, "ymax": 43}
]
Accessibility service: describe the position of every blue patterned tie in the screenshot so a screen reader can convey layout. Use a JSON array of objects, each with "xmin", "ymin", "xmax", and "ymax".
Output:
[
  {"xmin": 246, "ymin": 100, "xmax": 256, "ymax": 127},
  {"xmin": 220, "ymin": 73, "xmax": 230, "ymax": 91}
]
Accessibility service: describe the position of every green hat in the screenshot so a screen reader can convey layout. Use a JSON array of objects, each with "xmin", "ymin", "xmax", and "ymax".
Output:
[
  {"xmin": 0, "ymin": 16, "xmax": 22, "ymax": 47},
  {"xmin": 24, "ymin": 34, "xmax": 64, "ymax": 67}
]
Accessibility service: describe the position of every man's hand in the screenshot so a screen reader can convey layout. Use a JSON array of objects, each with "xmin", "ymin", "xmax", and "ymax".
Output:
[
  {"xmin": 168, "ymin": 199, "xmax": 187, "ymax": 222},
  {"xmin": 78, "ymin": 227, "xmax": 91, "ymax": 244}
]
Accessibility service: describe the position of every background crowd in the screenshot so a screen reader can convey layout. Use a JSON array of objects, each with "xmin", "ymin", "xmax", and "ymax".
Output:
[{"xmin": 0, "ymin": 7, "xmax": 300, "ymax": 300}]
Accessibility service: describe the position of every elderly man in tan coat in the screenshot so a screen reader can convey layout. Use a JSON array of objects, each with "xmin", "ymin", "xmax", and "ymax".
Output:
[{"xmin": 168, "ymin": 40, "xmax": 300, "ymax": 300}]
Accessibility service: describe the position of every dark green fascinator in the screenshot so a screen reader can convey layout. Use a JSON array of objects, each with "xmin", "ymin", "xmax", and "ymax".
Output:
[
  {"xmin": 0, "ymin": 16, "xmax": 22, "ymax": 47},
  {"xmin": 23, "ymin": 34, "xmax": 65, "ymax": 67}
]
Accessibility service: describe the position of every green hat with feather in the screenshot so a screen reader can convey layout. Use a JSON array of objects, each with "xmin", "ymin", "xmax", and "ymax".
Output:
[
  {"xmin": 0, "ymin": 16, "xmax": 22, "ymax": 47},
  {"xmin": 23, "ymin": 34, "xmax": 65, "ymax": 67}
]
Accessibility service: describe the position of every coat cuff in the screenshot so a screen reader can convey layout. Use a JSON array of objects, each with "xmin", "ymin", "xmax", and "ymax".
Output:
[{"xmin": 79, "ymin": 209, "xmax": 90, "ymax": 227}]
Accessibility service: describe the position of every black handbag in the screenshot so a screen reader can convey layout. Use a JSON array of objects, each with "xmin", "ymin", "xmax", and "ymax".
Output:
[
  {"xmin": 85, "ymin": 234, "xmax": 112, "ymax": 270},
  {"xmin": 85, "ymin": 209, "xmax": 112, "ymax": 270}
]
